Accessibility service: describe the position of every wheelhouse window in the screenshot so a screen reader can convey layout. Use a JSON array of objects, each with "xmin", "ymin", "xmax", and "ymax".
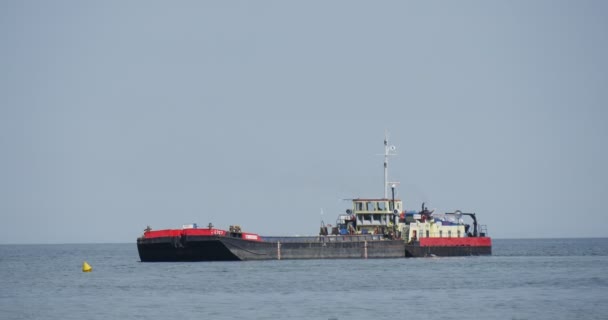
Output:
[
  {"xmin": 366, "ymin": 202, "xmax": 374, "ymax": 211},
  {"xmin": 372, "ymin": 214, "xmax": 381, "ymax": 224},
  {"xmin": 377, "ymin": 201, "xmax": 386, "ymax": 211},
  {"xmin": 363, "ymin": 214, "xmax": 371, "ymax": 224}
]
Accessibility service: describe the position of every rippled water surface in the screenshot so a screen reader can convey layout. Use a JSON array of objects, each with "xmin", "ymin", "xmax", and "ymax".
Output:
[{"xmin": 1, "ymin": 238, "xmax": 607, "ymax": 320}]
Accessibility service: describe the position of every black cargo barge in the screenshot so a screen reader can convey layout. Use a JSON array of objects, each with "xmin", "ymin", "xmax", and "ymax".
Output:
[{"xmin": 137, "ymin": 234, "xmax": 406, "ymax": 262}]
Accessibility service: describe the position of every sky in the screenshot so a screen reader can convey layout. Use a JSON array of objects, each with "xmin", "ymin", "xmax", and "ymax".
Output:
[{"xmin": 1, "ymin": 0, "xmax": 607, "ymax": 244}]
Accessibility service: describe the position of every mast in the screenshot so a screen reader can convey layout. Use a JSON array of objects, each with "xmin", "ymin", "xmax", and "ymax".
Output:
[
  {"xmin": 384, "ymin": 133, "xmax": 388, "ymax": 198},
  {"xmin": 383, "ymin": 130, "xmax": 397, "ymax": 198}
]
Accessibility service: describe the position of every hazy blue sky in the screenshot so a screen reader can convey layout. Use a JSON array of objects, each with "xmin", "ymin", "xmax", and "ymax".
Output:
[{"xmin": 1, "ymin": 1, "xmax": 607, "ymax": 243}]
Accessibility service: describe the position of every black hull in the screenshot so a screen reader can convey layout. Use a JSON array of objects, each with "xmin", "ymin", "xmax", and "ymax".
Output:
[
  {"xmin": 137, "ymin": 236, "xmax": 241, "ymax": 261},
  {"xmin": 404, "ymin": 244, "xmax": 492, "ymax": 257},
  {"xmin": 137, "ymin": 236, "xmax": 493, "ymax": 261},
  {"xmin": 137, "ymin": 236, "xmax": 406, "ymax": 262}
]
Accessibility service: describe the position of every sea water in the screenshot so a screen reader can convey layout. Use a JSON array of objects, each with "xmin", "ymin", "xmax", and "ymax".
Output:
[{"xmin": 1, "ymin": 238, "xmax": 607, "ymax": 320}]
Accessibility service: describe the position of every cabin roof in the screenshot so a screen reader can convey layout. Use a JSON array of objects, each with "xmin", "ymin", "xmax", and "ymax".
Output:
[{"xmin": 352, "ymin": 198, "xmax": 402, "ymax": 202}]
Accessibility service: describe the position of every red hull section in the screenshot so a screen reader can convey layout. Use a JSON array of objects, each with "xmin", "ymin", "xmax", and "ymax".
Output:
[
  {"xmin": 419, "ymin": 237, "xmax": 491, "ymax": 247},
  {"xmin": 182, "ymin": 229, "xmax": 227, "ymax": 237},
  {"xmin": 142, "ymin": 229, "xmax": 183, "ymax": 238},
  {"xmin": 142, "ymin": 229, "xmax": 262, "ymax": 241}
]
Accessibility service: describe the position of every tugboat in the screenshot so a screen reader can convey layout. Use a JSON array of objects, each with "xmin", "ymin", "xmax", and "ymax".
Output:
[
  {"xmin": 402, "ymin": 204, "xmax": 491, "ymax": 257},
  {"xmin": 137, "ymin": 133, "xmax": 491, "ymax": 261}
]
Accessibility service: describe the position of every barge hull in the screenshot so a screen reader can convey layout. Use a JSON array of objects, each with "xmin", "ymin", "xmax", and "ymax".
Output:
[{"xmin": 137, "ymin": 236, "xmax": 405, "ymax": 261}]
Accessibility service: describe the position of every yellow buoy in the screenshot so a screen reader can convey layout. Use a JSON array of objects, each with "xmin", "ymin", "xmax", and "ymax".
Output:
[{"xmin": 82, "ymin": 261, "xmax": 92, "ymax": 272}]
